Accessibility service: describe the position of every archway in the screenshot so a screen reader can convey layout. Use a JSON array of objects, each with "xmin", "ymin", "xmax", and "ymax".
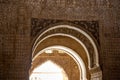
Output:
[{"xmin": 30, "ymin": 25, "xmax": 102, "ymax": 80}]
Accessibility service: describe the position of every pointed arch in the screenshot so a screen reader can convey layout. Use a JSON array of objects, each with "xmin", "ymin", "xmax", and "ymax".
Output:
[{"xmin": 33, "ymin": 46, "xmax": 86, "ymax": 80}]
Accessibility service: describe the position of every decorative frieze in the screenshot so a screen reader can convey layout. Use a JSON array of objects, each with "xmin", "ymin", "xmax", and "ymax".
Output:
[
  {"xmin": 27, "ymin": 0, "xmax": 110, "ymax": 9},
  {"xmin": 31, "ymin": 18, "xmax": 99, "ymax": 44}
]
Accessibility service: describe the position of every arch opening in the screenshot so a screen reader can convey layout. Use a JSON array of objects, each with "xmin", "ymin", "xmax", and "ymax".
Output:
[{"xmin": 30, "ymin": 60, "xmax": 68, "ymax": 80}]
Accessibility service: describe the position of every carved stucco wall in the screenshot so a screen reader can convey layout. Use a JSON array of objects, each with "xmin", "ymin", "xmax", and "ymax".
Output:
[
  {"xmin": 0, "ymin": 0, "xmax": 120, "ymax": 80},
  {"xmin": 0, "ymin": 1, "xmax": 31, "ymax": 80}
]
